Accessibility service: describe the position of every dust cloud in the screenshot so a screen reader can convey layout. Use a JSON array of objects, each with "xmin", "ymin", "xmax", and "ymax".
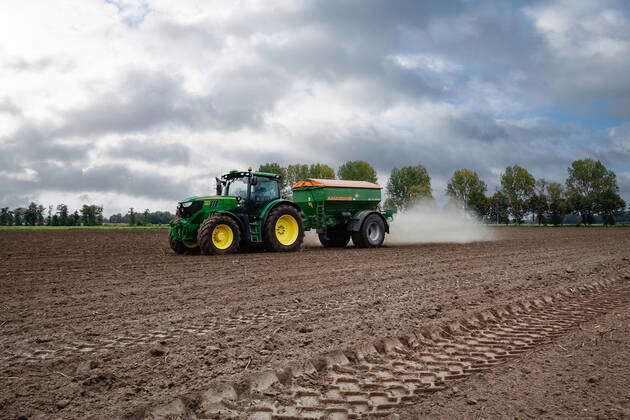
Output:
[
  {"xmin": 387, "ymin": 203, "xmax": 495, "ymax": 244},
  {"xmin": 303, "ymin": 230, "xmax": 322, "ymax": 247},
  {"xmin": 303, "ymin": 202, "xmax": 494, "ymax": 248}
]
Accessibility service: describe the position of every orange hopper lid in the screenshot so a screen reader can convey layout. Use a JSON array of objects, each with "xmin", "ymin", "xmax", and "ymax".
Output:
[{"xmin": 292, "ymin": 178, "xmax": 382, "ymax": 189}]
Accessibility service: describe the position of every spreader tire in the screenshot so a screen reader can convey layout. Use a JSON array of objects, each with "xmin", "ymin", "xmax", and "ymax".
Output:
[
  {"xmin": 264, "ymin": 205, "xmax": 304, "ymax": 252},
  {"xmin": 352, "ymin": 213, "xmax": 385, "ymax": 248},
  {"xmin": 318, "ymin": 226, "xmax": 351, "ymax": 248},
  {"xmin": 197, "ymin": 215, "xmax": 241, "ymax": 255}
]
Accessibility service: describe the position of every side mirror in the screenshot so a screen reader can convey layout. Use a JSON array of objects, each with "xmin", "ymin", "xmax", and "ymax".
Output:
[{"xmin": 215, "ymin": 177, "xmax": 223, "ymax": 195}]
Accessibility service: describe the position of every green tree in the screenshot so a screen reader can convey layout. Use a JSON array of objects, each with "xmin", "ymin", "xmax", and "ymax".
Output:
[
  {"xmin": 13, "ymin": 208, "xmax": 25, "ymax": 226},
  {"xmin": 36, "ymin": 205, "xmax": 45, "ymax": 225},
  {"xmin": 596, "ymin": 190, "xmax": 626, "ymax": 226},
  {"xmin": 80, "ymin": 204, "xmax": 103, "ymax": 226},
  {"xmin": 529, "ymin": 179, "xmax": 549, "ymax": 225},
  {"xmin": 70, "ymin": 210, "xmax": 81, "ymax": 226},
  {"xmin": 547, "ymin": 182, "xmax": 569, "ymax": 226},
  {"xmin": 286, "ymin": 164, "xmax": 310, "ymax": 187},
  {"xmin": 446, "ymin": 169, "xmax": 487, "ymax": 216},
  {"xmin": 109, "ymin": 213, "xmax": 123, "ymax": 223},
  {"xmin": 308, "ymin": 163, "xmax": 335, "ymax": 179},
  {"xmin": 46, "ymin": 205, "xmax": 53, "ymax": 226},
  {"xmin": 500, "ymin": 165, "xmax": 535, "ymax": 224},
  {"xmin": 566, "ymin": 159, "xmax": 621, "ymax": 226},
  {"xmin": 25, "ymin": 202, "xmax": 38, "ymax": 226},
  {"xmin": 145, "ymin": 210, "xmax": 175, "ymax": 224},
  {"xmin": 0, "ymin": 207, "xmax": 11, "ymax": 225},
  {"xmin": 259, "ymin": 162, "xmax": 288, "ymax": 192},
  {"xmin": 80, "ymin": 206, "xmax": 89, "ymax": 225},
  {"xmin": 337, "ymin": 161, "xmax": 377, "ymax": 183},
  {"xmin": 488, "ymin": 191, "xmax": 510, "ymax": 224},
  {"xmin": 142, "ymin": 209, "xmax": 151, "ymax": 225},
  {"xmin": 386, "ymin": 165, "xmax": 432, "ymax": 211},
  {"xmin": 57, "ymin": 204, "xmax": 69, "ymax": 226},
  {"xmin": 383, "ymin": 198, "xmax": 396, "ymax": 211},
  {"xmin": 286, "ymin": 163, "xmax": 335, "ymax": 187},
  {"xmin": 51, "ymin": 214, "xmax": 60, "ymax": 226},
  {"xmin": 128, "ymin": 207, "xmax": 136, "ymax": 226}
]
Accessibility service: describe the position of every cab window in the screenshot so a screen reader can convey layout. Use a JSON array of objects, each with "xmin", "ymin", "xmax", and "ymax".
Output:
[{"xmin": 251, "ymin": 176, "xmax": 279, "ymax": 203}]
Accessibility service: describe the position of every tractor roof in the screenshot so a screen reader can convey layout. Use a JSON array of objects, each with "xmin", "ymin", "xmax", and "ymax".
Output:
[
  {"xmin": 292, "ymin": 179, "xmax": 382, "ymax": 189},
  {"xmin": 253, "ymin": 171, "xmax": 281, "ymax": 178},
  {"xmin": 222, "ymin": 170, "xmax": 281, "ymax": 180}
]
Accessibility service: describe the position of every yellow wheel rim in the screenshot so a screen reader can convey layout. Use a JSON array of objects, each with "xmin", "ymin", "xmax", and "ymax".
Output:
[
  {"xmin": 275, "ymin": 215, "xmax": 299, "ymax": 246},
  {"xmin": 212, "ymin": 224, "xmax": 234, "ymax": 250},
  {"xmin": 183, "ymin": 240, "xmax": 198, "ymax": 249}
]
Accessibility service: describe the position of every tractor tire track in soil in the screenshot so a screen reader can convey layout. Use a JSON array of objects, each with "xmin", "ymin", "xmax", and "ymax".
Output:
[
  {"xmin": 132, "ymin": 278, "xmax": 630, "ymax": 419},
  {"xmin": 6, "ymin": 300, "xmax": 357, "ymax": 364}
]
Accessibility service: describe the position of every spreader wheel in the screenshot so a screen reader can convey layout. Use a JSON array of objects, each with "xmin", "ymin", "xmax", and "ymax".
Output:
[
  {"xmin": 197, "ymin": 215, "xmax": 241, "ymax": 255},
  {"xmin": 264, "ymin": 205, "xmax": 305, "ymax": 252},
  {"xmin": 352, "ymin": 213, "xmax": 385, "ymax": 248},
  {"xmin": 318, "ymin": 226, "xmax": 351, "ymax": 248}
]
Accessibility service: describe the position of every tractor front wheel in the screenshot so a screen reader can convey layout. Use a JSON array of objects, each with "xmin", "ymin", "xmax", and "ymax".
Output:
[
  {"xmin": 352, "ymin": 213, "xmax": 385, "ymax": 248},
  {"xmin": 197, "ymin": 216, "xmax": 241, "ymax": 255},
  {"xmin": 318, "ymin": 226, "xmax": 351, "ymax": 248},
  {"xmin": 264, "ymin": 205, "xmax": 304, "ymax": 252},
  {"xmin": 169, "ymin": 236, "xmax": 199, "ymax": 255}
]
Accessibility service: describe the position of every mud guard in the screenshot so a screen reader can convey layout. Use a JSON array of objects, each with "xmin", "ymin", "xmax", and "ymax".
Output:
[{"xmin": 346, "ymin": 210, "xmax": 390, "ymax": 233}]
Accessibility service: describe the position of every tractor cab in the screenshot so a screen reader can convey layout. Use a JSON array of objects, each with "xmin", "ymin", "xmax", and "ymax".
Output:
[{"xmin": 218, "ymin": 170, "xmax": 282, "ymax": 212}]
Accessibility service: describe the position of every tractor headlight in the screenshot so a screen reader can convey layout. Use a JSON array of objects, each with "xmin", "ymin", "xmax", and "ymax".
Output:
[{"xmin": 181, "ymin": 201, "xmax": 193, "ymax": 208}]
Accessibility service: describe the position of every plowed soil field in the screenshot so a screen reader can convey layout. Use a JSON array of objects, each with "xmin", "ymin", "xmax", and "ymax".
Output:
[{"xmin": 1, "ymin": 228, "xmax": 629, "ymax": 419}]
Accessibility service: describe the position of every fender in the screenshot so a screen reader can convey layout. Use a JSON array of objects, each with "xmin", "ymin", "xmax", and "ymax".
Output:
[
  {"xmin": 346, "ymin": 210, "xmax": 390, "ymax": 233},
  {"xmin": 259, "ymin": 199, "xmax": 302, "ymax": 226}
]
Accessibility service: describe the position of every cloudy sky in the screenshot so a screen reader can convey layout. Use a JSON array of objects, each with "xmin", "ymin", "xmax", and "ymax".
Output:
[{"xmin": 1, "ymin": 0, "xmax": 629, "ymax": 215}]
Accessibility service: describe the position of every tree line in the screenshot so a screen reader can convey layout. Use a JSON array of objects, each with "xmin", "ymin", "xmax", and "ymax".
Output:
[
  {"xmin": 260, "ymin": 158, "xmax": 627, "ymax": 226},
  {"xmin": 0, "ymin": 203, "xmax": 104, "ymax": 226},
  {"xmin": 1, "ymin": 158, "xmax": 625, "ymax": 227},
  {"xmin": 442, "ymin": 159, "xmax": 626, "ymax": 226},
  {"xmin": 0, "ymin": 203, "xmax": 175, "ymax": 227},
  {"xmin": 108, "ymin": 208, "xmax": 174, "ymax": 225}
]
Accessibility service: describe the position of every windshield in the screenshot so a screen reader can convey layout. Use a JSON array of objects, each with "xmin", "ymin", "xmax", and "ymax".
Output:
[{"xmin": 225, "ymin": 177, "xmax": 248, "ymax": 198}]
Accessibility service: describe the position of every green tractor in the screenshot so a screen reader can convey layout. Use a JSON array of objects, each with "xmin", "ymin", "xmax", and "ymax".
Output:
[{"xmin": 169, "ymin": 169, "xmax": 394, "ymax": 255}]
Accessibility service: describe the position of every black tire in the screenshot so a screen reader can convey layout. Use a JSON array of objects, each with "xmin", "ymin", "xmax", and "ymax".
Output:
[
  {"xmin": 318, "ymin": 226, "xmax": 351, "ymax": 248},
  {"xmin": 169, "ymin": 236, "xmax": 199, "ymax": 255},
  {"xmin": 264, "ymin": 205, "xmax": 304, "ymax": 252},
  {"xmin": 352, "ymin": 213, "xmax": 385, "ymax": 248},
  {"xmin": 197, "ymin": 215, "xmax": 241, "ymax": 255}
]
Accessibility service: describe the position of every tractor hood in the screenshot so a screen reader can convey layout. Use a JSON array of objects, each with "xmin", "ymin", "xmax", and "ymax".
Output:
[
  {"xmin": 176, "ymin": 195, "xmax": 239, "ymax": 220},
  {"xmin": 179, "ymin": 195, "xmax": 240, "ymax": 204},
  {"xmin": 180, "ymin": 195, "xmax": 219, "ymax": 203}
]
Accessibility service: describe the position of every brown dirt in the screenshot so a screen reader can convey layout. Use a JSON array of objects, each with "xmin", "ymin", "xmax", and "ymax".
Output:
[{"xmin": 0, "ymin": 227, "xmax": 628, "ymax": 419}]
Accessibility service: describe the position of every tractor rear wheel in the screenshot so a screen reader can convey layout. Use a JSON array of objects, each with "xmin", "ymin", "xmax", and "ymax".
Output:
[
  {"xmin": 264, "ymin": 205, "xmax": 304, "ymax": 252},
  {"xmin": 197, "ymin": 215, "xmax": 241, "ymax": 255},
  {"xmin": 169, "ymin": 236, "xmax": 199, "ymax": 255},
  {"xmin": 352, "ymin": 213, "xmax": 385, "ymax": 248},
  {"xmin": 318, "ymin": 226, "xmax": 351, "ymax": 248}
]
